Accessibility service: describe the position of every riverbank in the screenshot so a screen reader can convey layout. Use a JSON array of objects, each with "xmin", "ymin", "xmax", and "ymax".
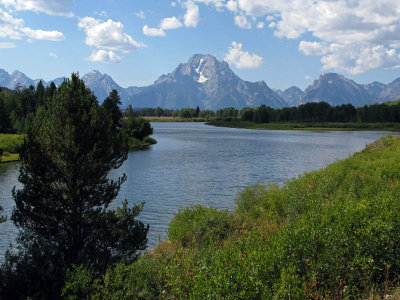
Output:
[
  {"xmin": 65, "ymin": 134, "xmax": 400, "ymax": 299},
  {"xmin": 0, "ymin": 134, "xmax": 24, "ymax": 163},
  {"xmin": 207, "ymin": 119, "xmax": 400, "ymax": 131},
  {"xmin": 128, "ymin": 136, "xmax": 157, "ymax": 151},
  {"xmin": 143, "ymin": 116, "xmax": 206, "ymax": 122},
  {"xmin": 0, "ymin": 134, "xmax": 157, "ymax": 163}
]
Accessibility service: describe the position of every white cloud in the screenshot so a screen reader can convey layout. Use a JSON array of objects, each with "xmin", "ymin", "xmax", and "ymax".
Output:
[
  {"xmin": 305, "ymin": 75, "xmax": 311, "ymax": 79},
  {"xmin": 78, "ymin": 17, "xmax": 145, "ymax": 52},
  {"xmin": 198, "ymin": 0, "xmax": 400, "ymax": 74},
  {"xmin": 321, "ymin": 44, "xmax": 400, "ymax": 75},
  {"xmin": 143, "ymin": 25, "xmax": 165, "ymax": 37},
  {"xmin": 135, "ymin": 11, "xmax": 145, "ymax": 19},
  {"xmin": 160, "ymin": 16, "xmax": 183, "ymax": 30},
  {"xmin": 224, "ymin": 41, "xmax": 263, "ymax": 69},
  {"xmin": 0, "ymin": 7, "xmax": 23, "ymax": 39},
  {"xmin": 49, "ymin": 52, "xmax": 58, "ymax": 58},
  {"xmin": 87, "ymin": 49, "xmax": 121, "ymax": 64},
  {"xmin": 234, "ymin": 15, "xmax": 251, "ymax": 29},
  {"xmin": 0, "ymin": 7, "xmax": 65, "ymax": 41},
  {"xmin": 184, "ymin": 1, "xmax": 200, "ymax": 27},
  {"xmin": 171, "ymin": 2, "xmax": 176, "ymax": 7},
  {"xmin": 20, "ymin": 27, "xmax": 64, "ymax": 41},
  {"xmin": 299, "ymin": 41, "xmax": 328, "ymax": 56},
  {"xmin": 256, "ymin": 21, "xmax": 264, "ymax": 29},
  {"xmin": 226, "ymin": 0, "xmax": 238, "ymax": 12},
  {"xmin": 0, "ymin": 41, "xmax": 16, "ymax": 48},
  {"xmin": 143, "ymin": 16, "xmax": 182, "ymax": 37},
  {"xmin": 96, "ymin": 10, "xmax": 107, "ymax": 18},
  {"xmin": 0, "ymin": 0, "xmax": 74, "ymax": 17}
]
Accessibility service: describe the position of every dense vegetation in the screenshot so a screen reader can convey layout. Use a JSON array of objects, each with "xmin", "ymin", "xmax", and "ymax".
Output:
[
  {"xmin": 64, "ymin": 134, "xmax": 400, "ymax": 299},
  {"xmin": 238, "ymin": 102, "xmax": 400, "ymax": 123},
  {"xmin": 133, "ymin": 101, "xmax": 400, "ymax": 125},
  {"xmin": 0, "ymin": 75, "xmax": 149, "ymax": 299},
  {"xmin": 0, "ymin": 85, "xmax": 156, "ymax": 162}
]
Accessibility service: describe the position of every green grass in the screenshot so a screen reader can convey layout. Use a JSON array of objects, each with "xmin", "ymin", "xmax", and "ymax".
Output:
[
  {"xmin": 383, "ymin": 99, "xmax": 400, "ymax": 106},
  {"xmin": 128, "ymin": 136, "xmax": 157, "ymax": 151},
  {"xmin": 0, "ymin": 133, "xmax": 25, "ymax": 163},
  {"xmin": 144, "ymin": 117, "xmax": 207, "ymax": 122},
  {"xmin": 207, "ymin": 120, "xmax": 400, "ymax": 131},
  {"xmin": 64, "ymin": 134, "xmax": 400, "ymax": 299}
]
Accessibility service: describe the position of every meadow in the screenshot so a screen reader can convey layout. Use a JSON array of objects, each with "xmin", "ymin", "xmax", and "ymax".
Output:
[{"xmin": 0, "ymin": 134, "xmax": 24, "ymax": 162}]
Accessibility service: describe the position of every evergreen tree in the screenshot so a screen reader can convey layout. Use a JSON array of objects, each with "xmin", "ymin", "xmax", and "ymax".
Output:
[
  {"xmin": 0, "ymin": 74, "xmax": 148, "ymax": 299},
  {"xmin": 102, "ymin": 89, "xmax": 123, "ymax": 131},
  {"xmin": 125, "ymin": 104, "xmax": 135, "ymax": 118},
  {"xmin": 0, "ymin": 100, "xmax": 11, "ymax": 132}
]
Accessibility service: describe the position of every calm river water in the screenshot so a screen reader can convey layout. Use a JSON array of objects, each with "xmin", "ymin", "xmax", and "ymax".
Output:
[{"xmin": 0, "ymin": 122, "xmax": 391, "ymax": 256}]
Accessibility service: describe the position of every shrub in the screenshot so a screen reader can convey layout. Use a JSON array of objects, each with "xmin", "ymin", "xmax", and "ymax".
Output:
[{"xmin": 168, "ymin": 205, "xmax": 237, "ymax": 247}]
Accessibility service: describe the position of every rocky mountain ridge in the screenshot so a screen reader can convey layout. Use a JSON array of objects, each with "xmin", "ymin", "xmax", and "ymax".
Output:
[{"xmin": 1, "ymin": 55, "xmax": 400, "ymax": 108}]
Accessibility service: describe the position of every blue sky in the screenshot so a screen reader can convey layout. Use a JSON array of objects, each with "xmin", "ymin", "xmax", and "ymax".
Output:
[{"xmin": 0, "ymin": 0, "xmax": 400, "ymax": 90}]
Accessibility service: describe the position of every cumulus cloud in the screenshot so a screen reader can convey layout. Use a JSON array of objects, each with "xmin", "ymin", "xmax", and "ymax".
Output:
[
  {"xmin": 321, "ymin": 44, "xmax": 400, "ymax": 75},
  {"xmin": 78, "ymin": 17, "xmax": 145, "ymax": 51},
  {"xmin": 299, "ymin": 41, "xmax": 328, "ymax": 56},
  {"xmin": 49, "ymin": 52, "xmax": 58, "ymax": 58},
  {"xmin": 0, "ymin": 41, "xmax": 16, "ymax": 48},
  {"xmin": 134, "ymin": 11, "xmax": 145, "ymax": 19},
  {"xmin": 87, "ymin": 49, "xmax": 121, "ymax": 64},
  {"xmin": 224, "ymin": 41, "xmax": 263, "ymax": 69},
  {"xmin": 0, "ymin": 7, "xmax": 65, "ymax": 41},
  {"xmin": 143, "ymin": 16, "xmax": 182, "ymax": 37},
  {"xmin": 234, "ymin": 15, "xmax": 251, "ymax": 29},
  {"xmin": 20, "ymin": 27, "xmax": 64, "ymax": 41},
  {"xmin": 143, "ymin": 25, "xmax": 165, "ymax": 37},
  {"xmin": 0, "ymin": 0, "xmax": 74, "ymax": 17},
  {"xmin": 226, "ymin": 0, "xmax": 238, "ymax": 12},
  {"xmin": 197, "ymin": 0, "xmax": 400, "ymax": 74},
  {"xmin": 160, "ymin": 16, "xmax": 183, "ymax": 30},
  {"xmin": 184, "ymin": 1, "xmax": 200, "ymax": 27},
  {"xmin": 256, "ymin": 21, "xmax": 264, "ymax": 29}
]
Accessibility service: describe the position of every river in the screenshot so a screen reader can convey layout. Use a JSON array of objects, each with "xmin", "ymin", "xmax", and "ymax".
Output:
[{"xmin": 0, "ymin": 122, "xmax": 391, "ymax": 257}]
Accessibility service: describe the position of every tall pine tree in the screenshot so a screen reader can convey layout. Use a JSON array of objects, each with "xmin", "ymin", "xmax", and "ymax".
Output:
[{"xmin": 0, "ymin": 74, "xmax": 148, "ymax": 299}]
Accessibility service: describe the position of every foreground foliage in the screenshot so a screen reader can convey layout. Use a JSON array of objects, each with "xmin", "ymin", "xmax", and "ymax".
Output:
[
  {"xmin": 65, "ymin": 134, "xmax": 400, "ymax": 299},
  {"xmin": 0, "ymin": 75, "xmax": 148, "ymax": 299}
]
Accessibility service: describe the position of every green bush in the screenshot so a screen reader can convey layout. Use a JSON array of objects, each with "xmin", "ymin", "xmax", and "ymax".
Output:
[
  {"xmin": 168, "ymin": 205, "xmax": 237, "ymax": 247},
  {"xmin": 143, "ymin": 136, "xmax": 157, "ymax": 145},
  {"xmin": 0, "ymin": 134, "xmax": 25, "ymax": 154}
]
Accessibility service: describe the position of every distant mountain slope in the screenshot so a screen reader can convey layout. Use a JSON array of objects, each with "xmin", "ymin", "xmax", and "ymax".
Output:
[
  {"xmin": 379, "ymin": 78, "xmax": 400, "ymax": 102},
  {"xmin": 131, "ymin": 54, "xmax": 287, "ymax": 109},
  {"xmin": 298, "ymin": 73, "xmax": 376, "ymax": 106},
  {"xmin": 362, "ymin": 81, "xmax": 387, "ymax": 100},
  {"xmin": 277, "ymin": 86, "xmax": 304, "ymax": 106}
]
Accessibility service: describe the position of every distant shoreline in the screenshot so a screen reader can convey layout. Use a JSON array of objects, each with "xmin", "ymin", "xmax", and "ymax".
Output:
[{"xmin": 206, "ymin": 120, "xmax": 400, "ymax": 132}]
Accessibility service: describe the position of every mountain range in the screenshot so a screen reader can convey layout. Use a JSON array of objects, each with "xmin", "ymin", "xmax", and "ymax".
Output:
[{"xmin": 1, "ymin": 54, "xmax": 400, "ymax": 109}]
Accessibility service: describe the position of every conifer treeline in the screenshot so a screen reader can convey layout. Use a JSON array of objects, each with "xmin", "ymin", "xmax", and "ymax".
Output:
[
  {"xmin": 134, "ymin": 101, "xmax": 400, "ymax": 123},
  {"xmin": 0, "ymin": 82, "xmax": 54, "ymax": 133}
]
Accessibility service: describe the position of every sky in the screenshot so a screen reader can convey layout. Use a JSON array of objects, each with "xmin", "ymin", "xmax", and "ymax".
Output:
[{"xmin": 0, "ymin": 0, "xmax": 400, "ymax": 90}]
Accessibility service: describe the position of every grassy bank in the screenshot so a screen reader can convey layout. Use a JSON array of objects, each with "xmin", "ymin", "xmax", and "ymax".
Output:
[
  {"xmin": 64, "ymin": 134, "xmax": 400, "ymax": 299},
  {"xmin": 0, "ymin": 134, "xmax": 25, "ymax": 163},
  {"xmin": 207, "ymin": 120, "xmax": 400, "ymax": 131},
  {"xmin": 128, "ymin": 136, "xmax": 157, "ymax": 151},
  {"xmin": 0, "ymin": 134, "xmax": 156, "ymax": 162},
  {"xmin": 143, "ymin": 116, "xmax": 207, "ymax": 122}
]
